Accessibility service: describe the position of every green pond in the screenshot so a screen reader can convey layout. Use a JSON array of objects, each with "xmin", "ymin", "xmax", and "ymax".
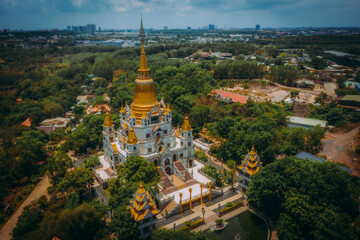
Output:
[{"xmin": 206, "ymin": 210, "xmax": 268, "ymax": 240}]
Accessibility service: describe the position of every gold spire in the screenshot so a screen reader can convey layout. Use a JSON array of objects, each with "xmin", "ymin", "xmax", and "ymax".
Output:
[
  {"xmin": 127, "ymin": 127, "xmax": 138, "ymax": 144},
  {"xmin": 137, "ymin": 180, "xmax": 146, "ymax": 194},
  {"xmin": 165, "ymin": 103, "xmax": 171, "ymax": 113},
  {"xmin": 130, "ymin": 15, "xmax": 160, "ymax": 119},
  {"xmin": 142, "ymin": 112, "xmax": 147, "ymax": 119},
  {"xmin": 120, "ymin": 104, "xmax": 124, "ymax": 113},
  {"xmin": 250, "ymin": 144, "xmax": 256, "ymax": 155},
  {"xmin": 181, "ymin": 114, "xmax": 192, "ymax": 131},
  {"xmin": 103, "ymin": 112, "xmax": 113, "ymax": 127}
]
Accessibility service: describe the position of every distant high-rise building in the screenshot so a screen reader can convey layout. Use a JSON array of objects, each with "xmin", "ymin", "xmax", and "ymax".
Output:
[
  {"xmin": 164, "ymin": 26, "xmax": 168, "ymax": 30},
  {"xmin": 209, "ymin": 24, "xmax": 215, "ymax": 30},
  {"xmin": 98, "ymin": 27, "xmax": 101, "ymax": 32},
  {"xmin": 67, "ymin": 26, "xmax": 71, "ymax": 31},
  {"xmin": 87, "ymin": 24, "xmax": 96, "ymax": 34},
  {"xmin": 256, "ymin": 24, "xmax": 260, "ymax": 30},
  {"xmin": 187, "ymin": 26, "xmax": 191, "ymax": 30}
]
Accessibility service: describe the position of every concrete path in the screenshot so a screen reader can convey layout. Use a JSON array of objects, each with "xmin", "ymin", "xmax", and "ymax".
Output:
[{"xmin": 0, "ymin": 176, "xmax": 50, "ymax": 240}]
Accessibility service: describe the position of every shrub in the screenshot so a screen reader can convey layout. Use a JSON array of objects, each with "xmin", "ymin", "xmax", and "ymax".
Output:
[
  {"xmin": 184, "ymin": 220, "xmax": 191, "ymax": 227},
  {"xmin": 226, "ymin": 202, "xmax": 233, "ymax": 208},
  {"xmin": 215, "ymin": 219, "xmax": 224, "ymax": 226},
  {"xmin": 219, "ymin": 201, "xmax": 243, "ymax": 214},
  {"xmin": 243, "ymin": 83, "xmax": 250, "ymax": 89}
]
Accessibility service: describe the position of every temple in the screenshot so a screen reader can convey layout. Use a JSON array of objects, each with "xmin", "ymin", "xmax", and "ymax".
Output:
[
  {"xmin": 129, "ymin": 181, "xmax": 159, "ymax": 238},
  {"xmin": 237, "ymin": 145, "xmax": 262, "ymax": 192},
  {"xmin": 101, "ymin": 17, "xmax": 218, "ymax": 219}
]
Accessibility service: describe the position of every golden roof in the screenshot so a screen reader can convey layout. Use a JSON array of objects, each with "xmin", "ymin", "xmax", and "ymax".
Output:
[
  {"xmin": 129, "ymin": 180, "xmax": 160, "ymax": 222},
  {"xmin": 181, "ymin": 114, "xmax": 192, "ymax": 131},
  {"xmin": 103, "ymin": 112, "xmax": 113, "ymax": 127},
  {"xmin": 120, "ymin": 105, "xmax": 124, "ymax": 113},
  {"xmin": 130, "ymin": 18, "xmax": 160, "ymax": 120},
  {"xmin": 127, "ymin": 127, "xmax": 138, "ymax": 144},
  {"xmin": 142, "ymin": 112, "xmax": 147, "ymax": 119},
  {"xmin": 238, "ymin": 145, "xmax": 262, "ymax": 176},
  {"xmin": 176, "ymin": 124, "xmax": 180, "ymax": 137},
  {"xmin": 137, "ymin": 180, "xmax": 146, "ymax": 194},
  {"xmin": 112, "ymin": 143, "xmax": 118, "ymax": 153}
]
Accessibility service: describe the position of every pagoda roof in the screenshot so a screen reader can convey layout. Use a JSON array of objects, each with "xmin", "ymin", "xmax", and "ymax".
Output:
[
  {"xmin": 238, "ymin": 145, "xmax": 262, "ymax": 176},
  {"xmin": 129, "ymin": 181, "xmax": 159, "ymax": 222}
]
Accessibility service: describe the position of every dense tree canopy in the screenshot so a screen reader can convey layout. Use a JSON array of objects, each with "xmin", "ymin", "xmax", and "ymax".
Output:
[{"xmin": 247, "ymin": 157, "xmax": 360, "ymax": 240}]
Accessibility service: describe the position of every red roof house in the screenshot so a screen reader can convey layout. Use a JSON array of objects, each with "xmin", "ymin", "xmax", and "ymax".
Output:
[{"xmin": 211, "ymin": 89, "xmax": 248, "ymax": 104}]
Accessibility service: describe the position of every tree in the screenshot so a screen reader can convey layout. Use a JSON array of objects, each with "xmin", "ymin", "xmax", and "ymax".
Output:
[
  {"xmin": 226, "ymin": 160, "xmax": 237, "ymax": 189},
  {"xmin": 57, "ymin": 168, "xmax": 94, "ymax": 195},
  {"xmin": 109, "ymin": 156, "xmax": 160, "ymax": 207},
  {"xmin": 309, "ymin": 57, "xmax": 327, "ymax": 70},
  {"xmin": 12, "ymin": 206, "xmax": 43, "ymax": 240},
  {"xmin": 216, "ymin": 117, "xmax": 235, "ymax": 138},
  {"xmin": 83, "ymin": 155, "xmax": 100, "ymax": 169},
  {"xmin": 290, "ymin": 90, "xmax": 300, "ymax": 101},
  {"xmin": 336, "ymin": 76, "xmax": 346, "ymax": 89},
  {"xmin": 47, "ymin": 151, "xmax": 72, "ymax": 185},
  {"xmin": 109, "ymin": 207, "xmax": 139, "ymax": 240},
  {"xmin": 43, "ymin": 101, "xmax": 65, "ymax": 118},
  {"xmin": 247, "ymin": 157, "xmax": 359, "ymax": 240},
  {"xmin": 29, "ymin": 203, "xmax": 105, "ymax": 240}
]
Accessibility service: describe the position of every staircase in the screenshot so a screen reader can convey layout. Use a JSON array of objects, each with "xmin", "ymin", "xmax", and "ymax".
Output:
[
  {"xmin": 174, "ymin": 161, "xmax": 198, "ymax": 186},
  {"xmin": 157, "ymin": 166, "xmax": 177, "ymax": 194},
  {"xmin": 160, "ymin": 200, "xmax": 178, "ymax": 217}
]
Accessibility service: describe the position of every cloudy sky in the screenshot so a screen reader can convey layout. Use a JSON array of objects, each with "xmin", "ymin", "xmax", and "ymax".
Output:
[{"xmin": 0, "ymin": 0, "xmax": 359, "ymax": 30}]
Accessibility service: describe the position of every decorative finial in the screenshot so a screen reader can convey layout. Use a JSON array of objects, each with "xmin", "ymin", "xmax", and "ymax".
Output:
[{"xmin": 139, "ymin": 14, "xmax": 145, "ymax": 41}]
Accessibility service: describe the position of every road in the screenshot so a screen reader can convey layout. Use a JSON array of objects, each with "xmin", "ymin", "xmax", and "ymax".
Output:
[
  {"xmin": 324, "ymin": 82, "xmax": 337, "ymax": 98},
  {"xmin": 0, "ymin": 176, "xmax": 51, "ymax": 240},
  {"xmin": 320, "ymin": 128, "xmax": 359, "ymax": 176}
]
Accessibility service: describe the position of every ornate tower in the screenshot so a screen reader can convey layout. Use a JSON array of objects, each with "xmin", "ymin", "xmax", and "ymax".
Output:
[
  {"xmin": 129, "ymin": 181, "xmax": 159, "ymax": 239},
  {"xmin": 103, "ymin": 112, "xmax": 115, "ymax": 143},
  {"xmin": 237, "ymin": 145, "xmax": 262, "ymax": 193},
  {"xmin": 130, "ymin": 16, "xmax": 160, "ymax": 121}
]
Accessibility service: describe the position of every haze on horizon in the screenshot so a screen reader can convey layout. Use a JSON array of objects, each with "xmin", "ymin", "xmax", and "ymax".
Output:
[{"xmin": 0, "ymin": 0, "xmax": 359, "ymax": 30}]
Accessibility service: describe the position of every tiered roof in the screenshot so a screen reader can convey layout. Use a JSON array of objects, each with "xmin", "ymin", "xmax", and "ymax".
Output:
[
  {"xmin": 238, "ymin": 145, "xmax": 262, "ymax": 176},
  {"xmin": 129, "ymin": 181, "xmax": 159, "ymax": 222}
]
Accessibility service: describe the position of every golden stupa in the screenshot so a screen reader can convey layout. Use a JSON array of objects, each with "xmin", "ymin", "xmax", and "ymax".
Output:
[{"xmin": 130, "ymin": 17, "xmax": 160, "ymax": 119}]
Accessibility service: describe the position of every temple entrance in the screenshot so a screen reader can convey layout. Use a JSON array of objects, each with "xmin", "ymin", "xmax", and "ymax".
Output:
[
  {"xmin": 164, "ymin": 158, "xmax": 170, "ymax": 166},
  {"xmin": 165, "ymin": 167, "xmax": 171, "ymax": 175},
  {"xmin": 188, "ymin": 159, "xmax": 193, "ymax": 168},
  {"xmin": 154, "ymin": 159, "xmax": 158, "ymax": 166},
  {"xmin": 173, "ymin": 154, "xmax": 177, "ymax": 162}
]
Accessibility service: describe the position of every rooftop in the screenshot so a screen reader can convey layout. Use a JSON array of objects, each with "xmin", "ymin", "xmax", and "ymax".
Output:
[
  {"xmin": 295, "ymin": 151, "xmax": 352, "ymax": 173},
  {"xmin": 342, "ymin": 95, "xmax": 360, "ymax": 102},
  {"xmin": 287, "ymin": 116, "xmax": 327, "ymax": 128}
]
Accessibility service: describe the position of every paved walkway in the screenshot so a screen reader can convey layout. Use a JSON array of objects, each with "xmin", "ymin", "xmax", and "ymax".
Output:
[
  {"xmin": 0, "ymin": 176, "xmax": 51, "ymax": 240},
  {"xmin": 162, "ymin": 190, "xmax": 244, "ymax": 230}
]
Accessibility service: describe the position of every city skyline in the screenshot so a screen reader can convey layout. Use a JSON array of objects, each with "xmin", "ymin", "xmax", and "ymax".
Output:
[{"xmin": 0, "ymin": 0, "xmax": 360, "ymax": 30}]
